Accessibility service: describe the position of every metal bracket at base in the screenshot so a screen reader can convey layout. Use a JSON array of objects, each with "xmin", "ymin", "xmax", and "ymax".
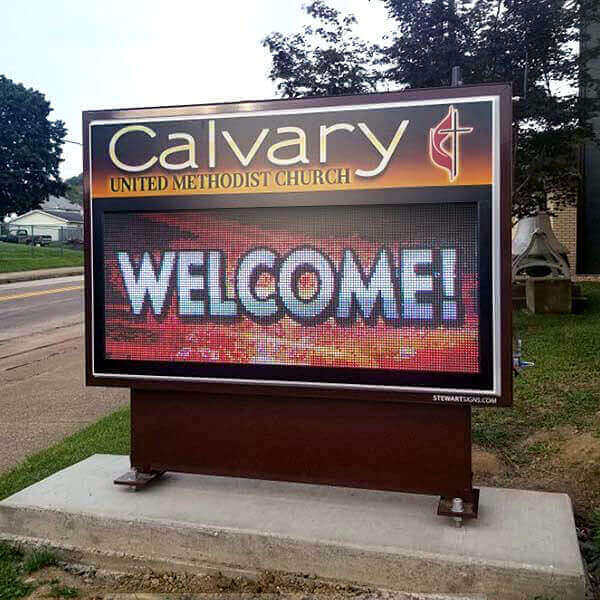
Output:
[
  {"xmin": 437, "ymin": 488, "xmax": 480, "ymax": 523},
  {"xmin": 114, "ymin": 469, "xmax": 165, "ymax": 490}
]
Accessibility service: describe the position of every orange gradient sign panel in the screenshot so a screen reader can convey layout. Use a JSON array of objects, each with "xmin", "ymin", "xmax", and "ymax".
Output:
[{"xmin": 90, "ymin": 101, "xmax": 493, "ymax": 198}]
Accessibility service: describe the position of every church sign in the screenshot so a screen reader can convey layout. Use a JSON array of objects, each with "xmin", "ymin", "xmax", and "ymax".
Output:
[{"xmin": 83, "ymin": 85, "xmax": 512, "ymax": 407}]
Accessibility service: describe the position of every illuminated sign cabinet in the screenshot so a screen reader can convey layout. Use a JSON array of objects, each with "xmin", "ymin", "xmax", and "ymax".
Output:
[{"xmin": 84, "ymin": 85, "xmax": 512, "ymax": 408}]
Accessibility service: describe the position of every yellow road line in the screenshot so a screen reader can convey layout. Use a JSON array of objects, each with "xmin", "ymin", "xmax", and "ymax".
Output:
[{"xmin": 0, "ymin": 285, "xmax": 83, "ymax": 302}]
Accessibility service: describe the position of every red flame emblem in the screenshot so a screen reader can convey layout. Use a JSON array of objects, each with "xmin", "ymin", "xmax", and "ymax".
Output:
[{"xmin": 429, "ymin": 105, "xmax": 473, "ymax": 182}]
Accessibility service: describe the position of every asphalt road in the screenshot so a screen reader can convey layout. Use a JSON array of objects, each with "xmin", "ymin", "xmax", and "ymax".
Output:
[
  {"xmin": 0, "ymin": 276, "xmax": 83, "ymax": 348},
  {"xmin": 0, "ymin": 276, "xmax": 127, "ymax": 474}
]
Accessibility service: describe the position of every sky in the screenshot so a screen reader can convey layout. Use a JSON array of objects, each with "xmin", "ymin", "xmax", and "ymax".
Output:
[{"xmin": 2, "ymin": 0, "xmax": 391, "ymax": 179}]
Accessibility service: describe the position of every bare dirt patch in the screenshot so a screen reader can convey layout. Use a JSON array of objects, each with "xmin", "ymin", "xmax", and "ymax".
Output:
[
  {"xmin": 472, "ymin": 446, "xmax": 504, "ymax": 477},
  {"xmin": 22, "ymin": 564, "xmax": 432, "ymax": 600},
  {"xmin": 473, "ymin": 428, "xmax": 600, "ymax": 516}
]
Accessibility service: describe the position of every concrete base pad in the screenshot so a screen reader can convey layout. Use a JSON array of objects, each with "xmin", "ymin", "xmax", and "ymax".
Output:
[{"xmin": 0, "ymin": 455, "xmax": 585, "ymax": 600}]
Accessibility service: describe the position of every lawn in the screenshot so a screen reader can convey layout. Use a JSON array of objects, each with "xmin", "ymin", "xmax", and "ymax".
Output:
[
  {"xmin": 0, "ymin": 408, "xmax": 129, "ymax": 502},
  {"xmin": 0, "ymin": 242, "xmax": 83, "ymax": 273},
  {"xmin": 473, "ymin": 281, "xmax": 600, "ymax": 516},
  {"xmin": 0, "ymin": 543, "xmax": 59, "ymax": 600}
]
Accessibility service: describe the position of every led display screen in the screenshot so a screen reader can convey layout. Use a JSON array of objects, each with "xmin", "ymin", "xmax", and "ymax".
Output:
[
  {"xmin": 85, "ymin": 90, "xmax": 510, "ymax": 403},
  {"xmin": 103, "ymin": 203, "xmax": 479, "ymax": 373}
]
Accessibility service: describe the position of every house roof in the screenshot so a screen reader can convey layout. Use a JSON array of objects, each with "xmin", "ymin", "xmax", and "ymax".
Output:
[
  {"xmin": 44, "ymin": 209, "xmax": 83, "ymax": 223},
  {"xmin": 10, "ymin": 209, "xmax": 83, "ymax": 224},
  {"xmin": 41, "ymin": 196, "xmax": 81, "ymax": 212}
]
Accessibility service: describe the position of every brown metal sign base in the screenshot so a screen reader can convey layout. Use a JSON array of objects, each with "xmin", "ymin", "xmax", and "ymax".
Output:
[
  {"xmin": 121, "ymin": 388, "xmax": 478, "ymax": 519},
  {"xmin": 114, "ymin": 469, "xmax": 165, "ymax": 490},
  {"xmin": 438, "ymin": 488, "xmax": 480, "ymax": 520}
]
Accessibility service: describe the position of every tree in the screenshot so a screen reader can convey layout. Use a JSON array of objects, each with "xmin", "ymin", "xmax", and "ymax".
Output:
[
  {"xmin": 264, "ymin": 0, "xmax": 600, "ymax": 218},
  {"xmin": 263, "ymin": 1, "xmax": 379, "ymax": 98},
  {"xmin": 65, "ymin": 173, "xmax": 83, "ymax": 206},
  {"xmin": 0, "ymin": 76, "xmax": 67, "ymax": 218}
]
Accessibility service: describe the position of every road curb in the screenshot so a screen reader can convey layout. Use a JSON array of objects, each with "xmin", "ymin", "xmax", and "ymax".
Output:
[{"xmin": 0, "ymin": 267, "xmax": 84, "ymax": 285}]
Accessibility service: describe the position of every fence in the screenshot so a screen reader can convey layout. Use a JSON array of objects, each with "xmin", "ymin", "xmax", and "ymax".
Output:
[{"xmin": 0, "ymin": 223, "xmax": 84, "ymax": 261}]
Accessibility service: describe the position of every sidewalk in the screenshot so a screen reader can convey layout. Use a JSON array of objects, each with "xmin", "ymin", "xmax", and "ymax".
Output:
[
  {"xmin": 0, "ymin": 332, "xmax": 127, "ymax": 473},
  {"xmin": 0, "ymin": 266, "xmax": 84, "ymax": 285}
]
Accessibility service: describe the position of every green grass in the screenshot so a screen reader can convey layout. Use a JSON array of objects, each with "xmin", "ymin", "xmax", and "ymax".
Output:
[
  {"xmin": 45, "ymin": 584, "xmax": 78, "ymax": 599},
  {"xmin": 0, "ymin": 543, "xmax": 31, "ymax": 600},
  {"xmin": 0, "ymin": 408, "xmax": 129, "ymax": 502},
  {"xmin": 473, "ymin": 282, "xmax": 600, "ymax": 461},
  {"xmin": 0, "ymin": 543, "xmax": 61, "ymax": 600},
  {"xmin": 22, "ymin": 550, "xmax": 57, "ymax": 575},
  {"xmin": 0, "ymin": 242, "xmax": 82, "ymax": 273},
  {"xmin": 0, "ymin": 409, "xmax": 128, "ymax": 599}
]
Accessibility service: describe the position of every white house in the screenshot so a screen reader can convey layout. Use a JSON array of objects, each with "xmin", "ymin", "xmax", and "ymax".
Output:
[{"xmin": 7, "ymin": 208, "xmax": 83, "ymax": 241}]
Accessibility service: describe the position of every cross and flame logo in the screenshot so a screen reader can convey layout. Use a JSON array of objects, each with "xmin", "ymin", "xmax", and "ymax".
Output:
[{"xmin": 429, "ymin": 105, "xmax": 473, "ymax": 182}]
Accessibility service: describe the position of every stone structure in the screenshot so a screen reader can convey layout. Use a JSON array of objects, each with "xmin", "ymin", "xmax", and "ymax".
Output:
[{"xmin": 512, "ymin": 212, "xmax": 571, "ymax": 281}]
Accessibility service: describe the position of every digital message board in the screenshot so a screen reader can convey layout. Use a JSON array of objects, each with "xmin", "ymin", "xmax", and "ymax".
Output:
[{"xmin": 84, "ymin": 85, "xmax": 512, "ymax": 406}]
